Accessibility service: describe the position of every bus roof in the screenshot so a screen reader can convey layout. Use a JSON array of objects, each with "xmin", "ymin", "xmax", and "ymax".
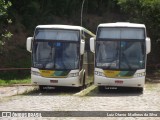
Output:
[
  {"xmin": 36, "ymin": 25, "xmax": 83, "ymax": 30},
  {"xmin": 36, "ymin": 25, "xmax": 95, "ymax": 36},
  {"xmin": 98, "ymin": 22, "xmax": 145, "ymax": 28}
]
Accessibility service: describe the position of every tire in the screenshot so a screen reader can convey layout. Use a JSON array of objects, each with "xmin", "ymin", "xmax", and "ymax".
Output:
[
  {"xmin": 82, "ymin": 74, "xmax": 86, "ymax": 89},
  {"xmin": 137, "ymin": 87, "xmax": 143, "ymax": 93},
  {"xmin": 98, "ymin": 86, "xmax": 105, "ymax": 92},
  {"xmin": 77, "ymin": 74, "xmax": 86, "ymax": 91}
]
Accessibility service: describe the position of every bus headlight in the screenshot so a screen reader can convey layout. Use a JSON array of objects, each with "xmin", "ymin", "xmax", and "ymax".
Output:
[
  {"xmin": 134, "ymin": 72, "xmax": 145, "ymax": 78},
  {"xmin": 68, "ymin": 72, "xmax": 79, "ymax": 77},
  {"xmin": 31, "ymin": 71, "xmax": 41, "ymax": 76},
  {"xmin": 95, "ymin": 71, "xmax": 105, "ymax": 77}
]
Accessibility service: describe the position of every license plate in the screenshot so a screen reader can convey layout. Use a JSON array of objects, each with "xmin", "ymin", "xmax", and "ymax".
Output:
[
  {"xmin": 50, "ymin": 80, "xmax": 58, "ymax": 83},
  {"xmin": 115, "ymin": 80, "xmax": 123, "ymax": 84}
]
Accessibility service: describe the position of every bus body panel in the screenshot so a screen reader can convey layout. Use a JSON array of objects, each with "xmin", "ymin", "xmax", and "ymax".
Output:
[
  {"xmin": 92, "ymin": 22, "xmax": 150, "ymax": 90},
  {"xmin": 94, "ymin": 68, "xmax": 145, "ymax": 88},
  {"xmin": 94, "ymin": 76, "xmax": 145, "ymax": 88},
  {"xmin": 27, "ymin": 25, "xmax": 95, "ymax": 88},
  {"xmin": 31, "ymin": 75, "xmax": 82, "ymax": 87},
  {"xmin": 31, "ymin": 68, "xmax": 84, "ymax": 87}
]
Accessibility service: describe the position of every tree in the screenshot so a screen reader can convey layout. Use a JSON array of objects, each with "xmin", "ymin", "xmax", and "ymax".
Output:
[
  {"xmin": 0, "ymin": 0, "xmax": 12, "ymax": 50},
  {"xmin": 118, "ymin": 0, "xmax": 160, "ymax": 63}
]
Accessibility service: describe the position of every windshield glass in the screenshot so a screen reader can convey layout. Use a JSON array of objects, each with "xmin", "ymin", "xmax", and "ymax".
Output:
[
  {"xmin": 96, "ymin": 41, "xmax": 145, "ymax": 70},
  {"xmin": 96, "ymin": 41, "xmax": 119, "ymax": 69},
  {"xmin": 98, "ymin": 27, "xmax": 145, "ymax": 39},
  {"xmin": 96, "ymin": 27, "xmax": 145, "ymax": 70},
  {"xmin": 35, "ymin": 29, "xmax": 79, "ymax": 41},
  {"xmin": 33, "ymin": 41, "xmax": 79, "ymax": 70}
]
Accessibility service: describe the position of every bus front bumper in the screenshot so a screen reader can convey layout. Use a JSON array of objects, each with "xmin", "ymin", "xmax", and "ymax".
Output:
[
  {"xmin": 94, "ymin": 75, "xmax": 145, "ymax": 88},
  {"xmin": 31, "ymin": 75, "xmax": 82, "ymax": 87}
]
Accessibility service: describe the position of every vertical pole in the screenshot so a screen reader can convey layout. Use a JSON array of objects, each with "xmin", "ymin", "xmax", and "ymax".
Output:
[{"xmin": 81, "ymin": 0, "xmax": 86, "ymax": 27}]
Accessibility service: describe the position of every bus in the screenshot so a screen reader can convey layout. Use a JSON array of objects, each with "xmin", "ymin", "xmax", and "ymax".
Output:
[
  {"xmin": 90, "ymin": 22, "xmax": 151, "ymax": 92},
  {"xmin": 26, "ymin": 25, "xmax": 95, "ymax": 90}
]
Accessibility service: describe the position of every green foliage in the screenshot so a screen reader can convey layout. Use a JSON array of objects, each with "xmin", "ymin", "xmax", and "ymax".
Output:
[
  {"xmin": 118, "ymin": 0, "xmax": 160, "ymax": 63},
  {"xmin": 0, "ymin": 0, "xmax": 12, "ymax": 49},
  {"xmin": 1, "ymin": 0, "xmax": 160, "ymax": 79},
  {"xmin": 0, "ymin": 78, "xmax": 31, "ymax": 86},
  {"xmin": 0, "ymin": 70, "xmax": 30, "ymax": 80},
  {"xmin": 10, "ymin": 0, "xmax": 83, "ymax": 30},
  {"xmin": 118, "ymin": 0, "xmax": 160, "ymax": 37},
  {"xmin": 0, "ymin": 0, "xmax": 11, "ymax": 16}
]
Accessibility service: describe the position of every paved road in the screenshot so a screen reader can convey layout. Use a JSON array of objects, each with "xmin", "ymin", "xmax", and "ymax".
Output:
[{"xmin": 0, "ymin": 82, "xmax": 160, "ymax": 120}]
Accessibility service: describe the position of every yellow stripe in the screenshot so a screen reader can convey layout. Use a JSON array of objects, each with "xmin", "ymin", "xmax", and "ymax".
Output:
[
  {"xmin": 103, "ymin": 70, "xmax": 133, "ymax": 78},
  {"xmin": 39, "ymin": 70, "xmax": 68, "ymax": 78},
  {"xmin": 40, "ymin": 70, "xmax": 55, "ymax": 77},
  {"xmin": 103, "ymin": 70, "xmax": 120, "ymax": 78}
]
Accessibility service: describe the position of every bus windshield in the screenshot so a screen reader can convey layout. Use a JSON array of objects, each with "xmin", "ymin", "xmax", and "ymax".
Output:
[
  {"xmin": 96, "ymin": 27, "xmax": 145, "ymax": 70},
  {"xmin": 35, "ymin": 29, "xmax": 80, "ymax": 41},
  {"xmin": 33, "ymin": 41, "xmax": 79, "ymax": 70},
  {"xmin": 98, "ymin": 27, "xmax": 145, "ymax": 39}
]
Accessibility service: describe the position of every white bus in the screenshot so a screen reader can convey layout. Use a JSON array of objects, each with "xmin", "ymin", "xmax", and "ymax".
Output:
[
  {"xmin": 90, "ymin": 22, "xmax": 151, "ymax": 92},
  {"xmin": 26, "ymin": 25, "xmax": 95, "ymax": 90}
]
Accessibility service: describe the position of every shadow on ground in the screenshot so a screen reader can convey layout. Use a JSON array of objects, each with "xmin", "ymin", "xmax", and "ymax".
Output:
[
  {"xmin": 85, "ymin": 86, "xmax": 143, "ymax": 97},
  {"xmin": 23, "ymin": 86, "xmax": 82, "ymax": 96},
  {"xmin": 23, "ymin": 85, "xmax": 144, "ymax": 97}
]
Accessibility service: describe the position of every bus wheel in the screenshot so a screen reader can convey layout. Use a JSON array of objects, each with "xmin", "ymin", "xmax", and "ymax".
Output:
[
  {"xmin": 137, "ymin": 87, "xmax": 143, "ymax": 93},
  {"xmin": 98, "ymin": 86, "xmax": 105, "ymax": 92},
  {"xmin": 82, "ymin": 74, "xmax": 87, "ymax": 89},
  {"xmin": 77, "ymin": 76, "xmax": 86, "ymax": 91}
]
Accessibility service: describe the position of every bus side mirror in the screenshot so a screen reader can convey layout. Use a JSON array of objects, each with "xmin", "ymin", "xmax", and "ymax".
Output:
[
  {"xmin": 90, "ymin": 37, "xmax": 95, "ymax": 53},
  {"xmin": 146, "ymin": 37, "xmax": 151, "ymax": 54},
  {"xmin": 80, "ymin": 39, "xmax": 85, "ymax": 55},
  {"xmin": 26, "ymin": 37, "xmax": 33, "ymax": 52}
]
